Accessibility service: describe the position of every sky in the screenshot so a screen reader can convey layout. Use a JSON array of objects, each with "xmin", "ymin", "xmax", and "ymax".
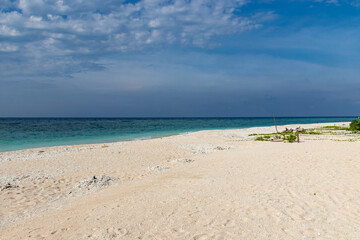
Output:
[{"xmin": 0, "ymin": 0, "xmax": 360, "ymax": 117}]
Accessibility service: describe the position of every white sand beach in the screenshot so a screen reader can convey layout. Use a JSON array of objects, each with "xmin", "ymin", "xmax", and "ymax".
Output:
[{"xmin": 1, "ymin": 122, "xmax": 360, "ymax": 239}]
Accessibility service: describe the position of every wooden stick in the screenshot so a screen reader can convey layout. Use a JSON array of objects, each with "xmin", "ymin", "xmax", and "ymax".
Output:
[
  {"xmin": 273, "ymin": 114, "xmax": 279, "ymax": 134},
  {"xmin": 297, "ymin": 130, "xmax": 300, "ymax": 143}
]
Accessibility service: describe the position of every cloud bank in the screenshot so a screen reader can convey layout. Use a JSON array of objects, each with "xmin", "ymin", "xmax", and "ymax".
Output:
[{"xmin": 0, "ymin": 0, "xmax": 271, "ymax": 77}]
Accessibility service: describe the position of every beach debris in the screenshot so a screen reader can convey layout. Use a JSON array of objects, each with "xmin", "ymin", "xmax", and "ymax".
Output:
[
  {"xmin": 296, "ymin": 130, "xmax": 300, "ymax": 142},
  {"xmin": 270, "ymin": 135, "xmax": 282, "ymax": 142},
  {"xmin": 149, "ymin": 166, "xmax": 170, "ymax": 172},
  {"xmin": 282, "ymin": 128, "xmax": 294, "ymax": 133},
  {"xmin": 274, "ymin": 114, "xmax": 279, "ymax": 133},
  {"xmin": 0, "ymin": 174, "xmax": 55, "ymax": 192},
  {"xmin": 0, "ymin": 182, "xmax": 19, "ymax": 191},
  {"xmin": 172, "ymin": 158, "xmax": 195, "ymax": 163},
  {"xmin": 282, "ymin": 127, "xmax": 304, "ymax": 133},
  {"xmin": 89, "ymin": 227, "xmax": 128, "ymax": 239},
  {"xmin": 90, "ymin": 175, "xmax": 97, "ymax": 184},
  {"xmin": 215, "ymin": 146, "xmax": 229, "ymax": 150},
  {"xmin": 71, "ymin": 175, "xmax": 117, "ymax": 193},
  {"xmin": 296, "ymin": 127, "xmax": 305, "ymax": 132},
  {"xmin": 183, "ymin": 144, "xmax": 233, "ymax": 154}
]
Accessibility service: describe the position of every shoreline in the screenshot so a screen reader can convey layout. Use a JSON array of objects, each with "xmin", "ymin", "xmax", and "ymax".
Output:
[
  {"xmin": 0, "ymin": 120, "xmax": 352, "ymax": 154},
  {"xmin": 1, "ymin": 121, "xmax": 360, "ymax": 239}
]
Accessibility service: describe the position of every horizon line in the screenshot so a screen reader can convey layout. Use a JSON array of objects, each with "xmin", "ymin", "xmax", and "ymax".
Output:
[{"xmin": 0, "ymin": 116, "xmax": 357, "ymax": 119}]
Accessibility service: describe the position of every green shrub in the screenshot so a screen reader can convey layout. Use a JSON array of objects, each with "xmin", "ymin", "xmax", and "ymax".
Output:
[
  {"xmin": 301, "ymin": 131, "xmax": 322, "ymax": 135},
  {"xmin": 281, "ymin": 132, "xmax": 297, "ymax": 143},
  {"xmin": 350, "ymin": 117, "xmax": 360, "ymax": 132},
  {"xmin": 286, "ymin": 134, "xmax": 297, "ymax": 143},
  {"xmin": 255, "ymin": 136, "xmax": 267, "ymax": 141},
  {"xmin": 321, "ymin": 126, "xmax": 349, "ymax": 131}
]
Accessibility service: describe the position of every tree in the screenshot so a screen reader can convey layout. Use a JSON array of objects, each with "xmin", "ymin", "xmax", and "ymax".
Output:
[{"xmin": 349, "ymin": 117, "xmax": 360, "ymax": 132}]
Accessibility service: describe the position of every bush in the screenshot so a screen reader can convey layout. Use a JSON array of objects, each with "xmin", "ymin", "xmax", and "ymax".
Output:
[
  {"xmin": 350, "ymin": 117, "xmax": 360, "ymax": 132},
  {"xmin": 307, "ymin": 131, "xmax": 322, "ymax": 135},
  {"xmin": 282, "ymin": 132, "xmax": 297, "ymax": 143},
  {"xmin": 255, "ymin": 136, "xmax": 266, "ymax": 141},
  {"xmin": 286, "ymin": 134, "xmax": 297, "ymax": 142},
  {"xmin": 321, "ymin": 126, "xmax": 349, "ymax": 131}
]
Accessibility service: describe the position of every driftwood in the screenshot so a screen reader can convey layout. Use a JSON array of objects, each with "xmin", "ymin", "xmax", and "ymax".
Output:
[
  {"xmin": 270, "ymin": 135, "xmax": 282, "ymax": 142},
  {"xmin": 271, "ymin": 121, "xmax": 303, "ymax": 143},
  {"xmin": 282, "ymin": 128, "xmax": 294, "ymax": 133},
  {"xmin": 271, "ymin": 138, "xmax": 283, "ymax": 142},
  {"xmin": 273, "ymin": 115, "xmax": 279, "ymax": 134},
  {"xmin": 296, "ymin": 130, "xmax": 300, "ymax": 143},
  {"xmin": 295, "ymin": 127, "xmax": 304, "ymax": 132},
  {"xmin": 282, "ymin": 127, "xmax": 304, "ymax": 133}
]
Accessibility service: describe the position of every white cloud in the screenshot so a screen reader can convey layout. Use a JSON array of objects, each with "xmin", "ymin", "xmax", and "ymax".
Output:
[
  {"xmin": 0, "ymin": 0, "xmax": 275, "ymax": 77},
  {"xmin": 314, "ymin": 0, "xmax": 339, "ymax": 4},
  {"xmin": 0, "ymin": 43, "xmax": 19, "ymax": 52},
  {"xmin": 349, "ymin": 0, "xmax": 360, "ymax": 6},
  {"xmin": 313, "ymin": 0, "xmax": 360, "ymax": 5},
  {"xmin": 0, "ymin": 25, "xmax": 20, "ymax": 36}
]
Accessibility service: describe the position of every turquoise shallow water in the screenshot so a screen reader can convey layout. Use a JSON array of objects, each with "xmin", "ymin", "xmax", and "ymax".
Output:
[{"xmin": 0, "ymin": 117, "xmax": 356, "ymax": 152}]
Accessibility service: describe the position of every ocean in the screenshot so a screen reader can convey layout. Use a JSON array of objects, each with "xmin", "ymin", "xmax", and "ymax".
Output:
[{"xmin": 0, "ymin": 117, "xmax": 356, "ymax": 152}]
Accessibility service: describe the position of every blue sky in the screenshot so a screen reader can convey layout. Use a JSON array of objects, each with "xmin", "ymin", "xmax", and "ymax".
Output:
[{"xmin": 0, "ymin": 0, "xmax": 359, "ymax": 117}]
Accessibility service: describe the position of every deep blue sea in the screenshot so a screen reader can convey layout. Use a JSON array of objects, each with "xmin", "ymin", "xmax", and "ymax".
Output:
[{"xmin": 0, "ymin": 117, "xmax": 356, "ymax": 152}]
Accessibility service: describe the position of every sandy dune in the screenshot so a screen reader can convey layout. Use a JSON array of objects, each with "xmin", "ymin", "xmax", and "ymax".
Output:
[{"xmin": 1, "ymin": 122, "xmax": 360, "ymax": 239}]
